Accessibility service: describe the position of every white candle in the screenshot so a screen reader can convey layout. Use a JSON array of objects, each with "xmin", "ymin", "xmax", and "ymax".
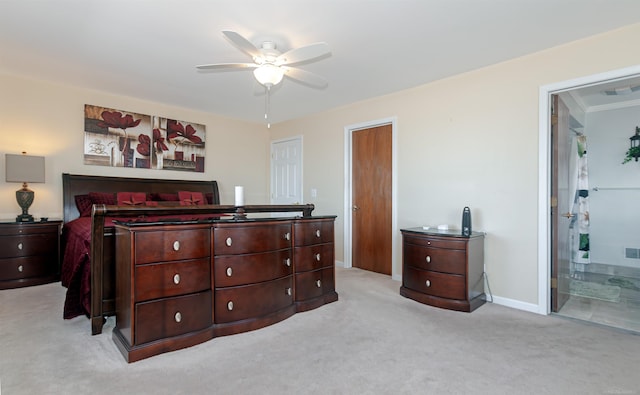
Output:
[{"xmin": 234, "ymin": 186, "xmax": 244, "ymax": 206}]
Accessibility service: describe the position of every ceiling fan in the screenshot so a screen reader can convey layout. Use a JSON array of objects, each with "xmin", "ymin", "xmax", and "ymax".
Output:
[{"xmin": 196, "ymin": 31, "xmax": 331, "ymax": 127}]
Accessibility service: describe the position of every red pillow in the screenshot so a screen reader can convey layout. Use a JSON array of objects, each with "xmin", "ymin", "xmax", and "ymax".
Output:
[
  {"xmin": 151, "ymin": 192, "xmax": 179, "ymax": 201},
  {"xmin": 75, "ymin": 194, "xmax": 93, "ymax": 217},
  {"xmin": 116, "ymin": 192, "xmax": 147, "ymax": 206},
  {"xmin": 88, "ymin": 192, "xmax": 116, "ymax": 205},
  {"xmin": 178, "ymin": 191, "xmax": 204, "ymax": 206},
  {"xmin": 205, "ymin": 193, "xmax": 215, "ymax": 204}
]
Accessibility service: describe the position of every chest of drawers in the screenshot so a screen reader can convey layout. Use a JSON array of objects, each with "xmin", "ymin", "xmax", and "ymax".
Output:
[
  {"xmin": 0, "ymin": 220, "xmax": 61, "ymax": 289},
  {"xmin": 112, "ymin": 216, "xmax": 337, "ymax": 362},
  {"xmin": 400, "ymin": 228, "xmax": 485, "ymax": 312}
]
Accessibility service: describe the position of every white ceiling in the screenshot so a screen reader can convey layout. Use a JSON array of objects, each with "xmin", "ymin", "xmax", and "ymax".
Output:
[{"xmin": 1, "ymin": 0, "xmax": 640, "ymax": 125}]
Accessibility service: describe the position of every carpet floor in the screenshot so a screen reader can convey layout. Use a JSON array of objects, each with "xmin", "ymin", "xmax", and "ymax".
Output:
[{"xmin": 1, "ymin": 267, "xmax": 639, "ymax": 394}]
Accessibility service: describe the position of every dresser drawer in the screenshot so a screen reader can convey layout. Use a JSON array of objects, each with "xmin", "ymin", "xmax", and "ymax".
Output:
[
  {"xmin": 214, "ymin": 223, "xmax": 292, "ymax": 255},
  {"xmin": 0, "ymin": 233, "xmax": 57, "ymax": 259},
  {"xmin": 294, "ymin": 244, "xmax": 334, "ymax": 272},
  {"xmin": 134, "ymin": 258, "xmax": 211, "ymax": 302},
  {"xmin": 294, "ymin": 267, "xmax": 335, "ymax": 301},
  {"xmin": 215, "ymin": 276, "xmax": 293, "ymax": 324},
  {"xmin": 293, "ymin": 220, "xmax": 334, "ymax": 246},
  {"xmin": 214, "ymin": 250, "xmax": 292, "ymax": 288},
  {"xmin": 0, "ymin": 256, "xmax": 55, "ymax": 281},
  {"xmin": 135, "ymin": 290, "xmax": 212, "ymax": 345},
  {"xmin": 403, "ymin": 234, "xmax": 467, "ymax": 250},
  {"xmin": 134, "ymin": 228, "xmax": 210, "ymax": 264},
  {"xmin": 403, "ymin": 266, "xmax": 466, "ymax": 300},
  {"xmin": 403, "ymin": 243, "xmax": 466, "ymax": 275}
]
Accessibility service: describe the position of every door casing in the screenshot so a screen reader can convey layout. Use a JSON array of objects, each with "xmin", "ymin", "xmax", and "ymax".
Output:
[{"xmin": 343, "ymin": 117, "xmax": 399, "ymax": 280}]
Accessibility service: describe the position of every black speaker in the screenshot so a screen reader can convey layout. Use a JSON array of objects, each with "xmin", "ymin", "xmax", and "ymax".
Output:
[{"xmin": 461, "ymin": 206, "xmax": 472, "ymax": 237}]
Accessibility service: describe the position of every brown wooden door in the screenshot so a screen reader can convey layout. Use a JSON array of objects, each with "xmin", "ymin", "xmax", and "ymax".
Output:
[
  {"xmin": 352, "ymin": 124, "xmax": 392, "ymax": 275},
  {"xmin": 551, "ymin": 95, "xmax": 571, "ymax": 312}
]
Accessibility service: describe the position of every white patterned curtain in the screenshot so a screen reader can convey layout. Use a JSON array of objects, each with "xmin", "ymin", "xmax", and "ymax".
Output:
[{"xmin": 574, "ymin": 135, "xmax": 590, "ymax": 264}]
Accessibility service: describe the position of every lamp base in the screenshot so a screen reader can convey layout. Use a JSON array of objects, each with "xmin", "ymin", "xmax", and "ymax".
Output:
[{"xmin": 16, "ymin": 213, "xmax": 35, "ymax": 223}]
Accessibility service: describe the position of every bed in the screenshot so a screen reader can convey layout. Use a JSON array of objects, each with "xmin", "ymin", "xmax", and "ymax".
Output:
[{"xmin": 60, "ymin": 173, "xmax": 315, "ymax": 335}]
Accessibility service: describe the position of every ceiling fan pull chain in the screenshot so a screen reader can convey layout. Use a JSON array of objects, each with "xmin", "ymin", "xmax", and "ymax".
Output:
[{"xmin": 265, "ymin": 85, "xmax": 271, "ymax": 128}]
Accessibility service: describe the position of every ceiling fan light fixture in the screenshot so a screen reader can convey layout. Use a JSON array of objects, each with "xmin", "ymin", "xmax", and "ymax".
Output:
[{"xmin": 253, "ymin": 64, "xmax": 284, "ymax": 86}]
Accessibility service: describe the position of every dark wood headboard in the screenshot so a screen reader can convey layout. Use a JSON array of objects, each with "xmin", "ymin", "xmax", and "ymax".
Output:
[{"xmin": 62, "ymin": 173, "xmax": 220, "ymax": 223}]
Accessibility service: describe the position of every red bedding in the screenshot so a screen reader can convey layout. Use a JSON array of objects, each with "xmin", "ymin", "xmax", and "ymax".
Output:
[{"xmin": 61, "ymin": 214, "xmax": 226, "ymax": 319}]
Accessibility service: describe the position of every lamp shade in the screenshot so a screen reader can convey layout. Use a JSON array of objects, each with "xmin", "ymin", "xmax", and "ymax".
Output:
[
  {"xmin": 5, "ymin": 154, "xmax": 45, "ymax": 183},
  {"xmin": 253, "ymin": 64, "xmax": 285, "ymax": 86}
]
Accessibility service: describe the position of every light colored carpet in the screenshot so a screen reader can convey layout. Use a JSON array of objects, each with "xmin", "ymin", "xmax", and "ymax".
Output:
[
  {"xmin": 1, "ymin": 267, "xmax": 639, "ymax": 395},
  {"xmin": 570, "ymin": 279, "xmax": 621, "ymax": 303}
]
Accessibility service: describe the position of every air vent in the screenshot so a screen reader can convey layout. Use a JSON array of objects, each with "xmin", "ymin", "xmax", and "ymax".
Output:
[{"xmin": 625, "ymin": 248, "xmax": 640, "ymax": 259}]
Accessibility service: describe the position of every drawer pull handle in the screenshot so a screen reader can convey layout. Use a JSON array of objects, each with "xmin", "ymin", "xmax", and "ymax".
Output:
[
  {"xmin": 427, "ymin": 241, "xmax": 431, "ymax": 245},
  {"xmin": 226, "ymin": 237, "xmax": 233, "ymax": 247},
  {"xmin": 284, "ymin": 258, "xmax": 291, "ymax": 267},
  {"xmin": 315, "ymin": 229, "xmax": 321, "ymax": 238},
  {"xmin": 283, "ymin": 232, "xmax": 291, "ymax": 241},
  {"xmin": 18, "ymin": 265, "xmax": 24, "ymax": 272},
  {"xmin": 316, "ymin": 279, "xmax": 322, "ymax": 288},
  {"xmin": 315, "ymin": 253, "xmax": 321, "ymax": 262},
  {"xmin": 425, "ymin": 280, "xmax": 431, "ymax": 287},
  {"xmin": 426, "ymin": 255, "xmax": 431, "ymax": 263},
  {"xmin": 172, "ymin": 240, "xmax": 180, "ymax": 251},
  {"xmin": 173, "ymin": 274, "xmax": 180, "ymax": 284},
  {"xmin": 227, "ymin": 301, "xmax": 234, "ymax": 311},
  {"xmin": 226, "ymin": 267, "xmax": 233, "ymax": 276},
  {"xmin": 286, "ymin": 287, "xmax": 292, "ymax": 296},
  {"xmin": 174, "ymin": 312, "xmax": 182, "ymax": 323},
  {"xmin": 17, "ymin": 242, "xmax": 23, "ymax": 250}
]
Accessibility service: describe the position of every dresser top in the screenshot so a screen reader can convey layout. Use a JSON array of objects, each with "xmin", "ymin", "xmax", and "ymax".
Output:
[{"xmin": 401, "ymin": 227, "xmax": 484, "ymax": 238}]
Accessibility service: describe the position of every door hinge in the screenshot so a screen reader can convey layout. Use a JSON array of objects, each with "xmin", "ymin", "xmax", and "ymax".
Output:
[
  {"xmin": 550, "ymin": 196, "xmax": 558, "ymax": 208},
  {"xmin": 550, "ymin": 278, "xmax": 558, "ymax": 289},
  {"xmin": 551, "ymin": 114, "xmax": 558, "ymax": 127}
]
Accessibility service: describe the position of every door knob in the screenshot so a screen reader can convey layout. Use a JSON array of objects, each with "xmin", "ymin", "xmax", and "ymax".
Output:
[
  {"xmin": 562, "ymin": 212, "xmax": 576, "ymax": 219},
  {"xmin": 352, "ymin": 205, "xmax": 359, "ymax": 211}
]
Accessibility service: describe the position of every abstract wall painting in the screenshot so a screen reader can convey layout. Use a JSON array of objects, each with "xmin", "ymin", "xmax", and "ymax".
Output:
[{"xmin": 83, "ymin": 104, "xmax": 206, "ymax": 172}]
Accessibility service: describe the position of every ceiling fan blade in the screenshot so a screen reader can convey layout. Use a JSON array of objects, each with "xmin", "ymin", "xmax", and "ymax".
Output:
[
  {"xmin": 222, "ymin": 30, "xmax": 262, "ymax": 60},
  {"xmin": 282, "ymin": 67, "xmax": 328, "ymax": 88},
  {"xmin": 196, "ymin": 62, "xmax": 257, "ymax": 70},
  {"xmin": 277, "ymin": 42, "xmax": 330, "ymax": 66}
]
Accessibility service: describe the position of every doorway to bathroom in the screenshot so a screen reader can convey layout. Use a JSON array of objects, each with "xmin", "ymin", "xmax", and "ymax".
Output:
[{"xmin": 548, "ymin": 73, "xmax": 640, "ymax": 333}]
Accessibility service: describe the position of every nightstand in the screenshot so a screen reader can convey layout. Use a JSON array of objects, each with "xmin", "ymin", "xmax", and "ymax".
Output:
[{"xmin": 0, "ymin": 220, "xmax": 62, "ymax": 289}]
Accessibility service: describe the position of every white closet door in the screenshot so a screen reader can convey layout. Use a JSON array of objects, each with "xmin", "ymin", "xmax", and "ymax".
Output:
[{"xmin": 270, "ymin": 136, "xmax": 303, "ymax": 208}]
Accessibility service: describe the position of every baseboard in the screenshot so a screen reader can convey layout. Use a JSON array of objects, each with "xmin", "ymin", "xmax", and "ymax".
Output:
[{"xmin": 490, "ymin": 295, "xmax": 543, "ymax": 314}]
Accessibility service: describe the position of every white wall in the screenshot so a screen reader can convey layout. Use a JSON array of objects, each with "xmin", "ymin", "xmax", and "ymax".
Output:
[
  {"xmin": 270, "ymin": 23, "xmax": 640, "ymax": 308},
  {"xmin": 0, "ymin": 73, "xmax": 271, "ymax": 220},
  {"xmin": 585, "ymin": 105, "xmax": 640, "ymax": 268}
]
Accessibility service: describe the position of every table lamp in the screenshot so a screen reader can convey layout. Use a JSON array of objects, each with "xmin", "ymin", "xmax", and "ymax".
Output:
[{"xmin": 5, "ymin": 153, "xmax": 45, "ymax": 222}]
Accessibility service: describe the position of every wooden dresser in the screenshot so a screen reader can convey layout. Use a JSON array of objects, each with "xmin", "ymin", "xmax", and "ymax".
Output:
[
  {"xmin": 113, "ymin": 216, "xmax": 337, "ymax": 362},
  {"xmin": 0, "ymin": 220, "xmax": 62, "ymax": 289},
  {"xmin": 400, "ymin": 227, "xmax": 485, "ymax": 312}
]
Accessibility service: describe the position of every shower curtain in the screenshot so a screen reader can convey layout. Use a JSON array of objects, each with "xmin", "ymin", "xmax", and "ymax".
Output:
[{"xmin": 573, "ymin": 135, "xmax": 591, "ymax": 264}]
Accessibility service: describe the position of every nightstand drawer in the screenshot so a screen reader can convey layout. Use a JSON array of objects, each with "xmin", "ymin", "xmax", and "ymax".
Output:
[
  {"xmin": 134, "ymin": 258, "xmax": 211, "ymax": 302},
  {"xmin": 134, "ymin": 228, "xmax": 210, "ymax": 264},
  {"xmin": 0, "ymin": 233, "xmax": 57, "ymax": 259},
  {"xmin": 403, "ymin": 234, "xmax": 467, "ymax": 250},
  {"xmin": 403, "ymin": 266, "xmax": 466, "ymax": 300},
  {"xmin": 135, "ymin": 290, "xmax": 212, "ymax": 345},
  {"xmin": 0, "ymin": 255, "xmax": 55, "ymax": 281},
  {"xmin": 403, "ymin": 243, "xmax": 466, "ymax": 274}
]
